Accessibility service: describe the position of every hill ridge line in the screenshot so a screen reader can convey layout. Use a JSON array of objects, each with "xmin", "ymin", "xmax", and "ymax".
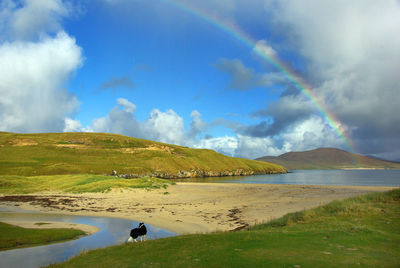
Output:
[{"xmin": 0, "ymin": 132, "xmax": 286, "ymax": 178}]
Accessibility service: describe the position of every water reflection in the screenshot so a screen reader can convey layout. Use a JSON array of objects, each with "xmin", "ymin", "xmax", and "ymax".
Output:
[{"xmin": 0, "ymin": 207, "xmax": 176, "ymax": 268}]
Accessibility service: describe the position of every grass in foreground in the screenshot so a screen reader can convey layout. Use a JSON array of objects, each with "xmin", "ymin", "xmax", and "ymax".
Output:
[
  {"xmin": 0, "ymin": 174, "xmax": 174, "ymax": 194},
  {"xmin": 50, "ymin": 189, "xmax": 400, "ymax": 268},
  {"xmin": 0, "ymin": 222, "xmax": 85, "ymax": 251}
]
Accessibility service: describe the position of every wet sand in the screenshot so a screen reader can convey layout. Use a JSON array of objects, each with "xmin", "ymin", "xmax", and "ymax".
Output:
[{"xmin": 0, "ymin": 183, "xmax": 395, "ymax": 234}]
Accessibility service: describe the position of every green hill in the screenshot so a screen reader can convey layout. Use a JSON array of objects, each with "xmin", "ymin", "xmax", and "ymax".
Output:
[
  {"xmin": 0, "ymin": 132, "xmax": 286, "ymax": 177},
  {"xmin": 256, "ymin": 147, "xmax": 400, "ymax": 170}
]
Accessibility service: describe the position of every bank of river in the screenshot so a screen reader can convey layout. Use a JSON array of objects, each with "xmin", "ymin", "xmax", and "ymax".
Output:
[{"xmin": 0, "ymin": 206, "xmax": 175, "ymax": 268}]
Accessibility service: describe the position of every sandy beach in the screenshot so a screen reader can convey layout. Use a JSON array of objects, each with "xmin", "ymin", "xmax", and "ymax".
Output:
[
  {"xmin": 0, "ymin": 183, "xmax": 395, "ymax": 234},
  {"xmin": 0, "ymin": 220, "xmax": 99, "ymax": 235}
]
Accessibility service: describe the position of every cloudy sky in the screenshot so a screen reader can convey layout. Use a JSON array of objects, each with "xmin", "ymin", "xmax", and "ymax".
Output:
[{"xmin": 1, "ymin": 0, "xmax": 399, "ymax": 160}]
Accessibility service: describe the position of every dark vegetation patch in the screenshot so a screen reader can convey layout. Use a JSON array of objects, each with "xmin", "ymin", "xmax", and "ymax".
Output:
[{"xmin": 0, "ymin": 195, "xmax": 102, "ymax": 212}]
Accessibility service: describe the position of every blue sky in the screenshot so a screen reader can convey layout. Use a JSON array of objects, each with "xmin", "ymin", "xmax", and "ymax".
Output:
[
  {"xmin": 1, "ymin": 0, "xmax": 400, "ymax": 160},
  {"xmin": 66, "ymin": 0, "xmax": 278, "ymax": 128}
]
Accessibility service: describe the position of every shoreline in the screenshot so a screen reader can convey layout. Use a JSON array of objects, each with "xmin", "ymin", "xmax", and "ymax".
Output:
[
  {"xmin": 0, "ymin": 220, "xmax": 99, "ymax": 235},
  {"xmin": 0, "ymin": 183, "xmax": 396, "ymax": 234},
  {"xmin": 339, "ymin": 167, "xmax": 400, "ymax": 170}
]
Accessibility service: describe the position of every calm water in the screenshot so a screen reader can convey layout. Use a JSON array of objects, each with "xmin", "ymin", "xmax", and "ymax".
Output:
[
  {"xmin": 0, "ymin": 207, "xmax": 176, "ymax": 268},
  {"xmin": 174, "ymin": 169, "xmax": 400, "ymax": 186}
]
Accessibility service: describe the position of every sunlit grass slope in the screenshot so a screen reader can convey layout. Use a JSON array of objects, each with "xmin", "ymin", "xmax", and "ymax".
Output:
[
  {"xmin": 50, "ymin": 189, "xmax": 400, "ymax": 268},
  {"xmin": 0, "ymin": 132, "xmax": 286, "ymax": 176},
  {"xmin": 0, "ymin": 222, "xmax": 85, "ymax": 251},
  {"xmin": 0, "ymin": 174, "xmax": 173, "ymax": 194}
]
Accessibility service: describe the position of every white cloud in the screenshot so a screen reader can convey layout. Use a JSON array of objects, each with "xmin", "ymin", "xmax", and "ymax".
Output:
[
  {"xmin": 143, "ymin": 109, "xmax": 185, "ymax": 145},
  {"xmin": 81, "ymin": 100, "xmax": 234, "ymax": 157},
  {"xmin": 0, "ymin": 32, "xmax": 83, "ymax": 133},
  {"xmin": 86, "ymin": 99, "xmax": 185, "ymax": 146},
  {"xmin": 90, "ymin": 105, "xmax": 142, "ymax": 136},
  {"xmin": 233, "ymin": 135, "xmax": 279, "ymax": 159},
  {"xmin": 227, "ymin": 116, "xmax": 343, "ymax": 159},
  {"xmin": 279, "ymin": 116, "xmax": 343, "ymax": 153},
  {"xmin": 117, "ymin": 98, "xmax": 136, "ymax": 113},
  {"xmin": 0, "ymin": 0, "xmax": 83, "ymax": 134},
  {"xmin": 191, "ymin": 116, "xmax": 342, "ymax": 159},
  {"xmin": 64, "ymin": 117, "xmax": 82, "ymax": 132},
  {"xmin": 187, "ymin": 110, "xmax": 207, "ymax": 138},
  {"xmin": 81, "ymin": 100, "xmax": 238, "ymax": 156},
  {"xmin": 253, "ymin": 40, "xmax": 277, "ymax": 58},
  {"xmin": 1, "ymin": 0, "xmax": 70, "ymax": 41},
  {"xmin": 194, "ymin": 136, "xmax": 238, "ymax": 157}
]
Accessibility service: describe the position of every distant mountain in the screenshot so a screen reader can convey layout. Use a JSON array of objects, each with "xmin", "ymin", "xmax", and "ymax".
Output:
[
  {"xmin": 366, "ymin": 155, "xmax": 400, "ymax": 164},
  {"xmin": 256, "ymin": 148, "xmax": 400, "ymax": 170}
]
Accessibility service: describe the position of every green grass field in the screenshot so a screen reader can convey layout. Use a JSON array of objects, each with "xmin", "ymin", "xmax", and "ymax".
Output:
[
  {"xmin": 0, "ymin": 174, "xmax": 174, "ymax": 194},
  {"xmin": 49, "ymin": 189, "xmax": 400, "ymax": 268},
  {"xmin": 0, "ymin": 132, "xmax": 286, "ymax": 177},
  {"xmin": 0, "ymin": 222, "xmax": 86, "ymax": 251}
]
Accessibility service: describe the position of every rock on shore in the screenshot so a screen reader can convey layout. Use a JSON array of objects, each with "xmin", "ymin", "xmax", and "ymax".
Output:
[{"xmin": 113, "ymin": 168, "xmax": 286, "ymax": 179}]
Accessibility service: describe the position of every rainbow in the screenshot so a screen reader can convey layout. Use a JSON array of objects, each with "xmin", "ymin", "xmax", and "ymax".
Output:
[{"xmin": 158, "ymin": 0, "xmax": 356, "ymax": 154}]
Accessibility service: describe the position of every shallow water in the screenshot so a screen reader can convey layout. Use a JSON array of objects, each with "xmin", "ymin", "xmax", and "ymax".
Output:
[
  {"xmin": 0, "ymin": 206, "xmax": 176, "ymax": 268},
  {"xmin": 174, "ymin": 169, "xmax": 400, "ymax": 186}
]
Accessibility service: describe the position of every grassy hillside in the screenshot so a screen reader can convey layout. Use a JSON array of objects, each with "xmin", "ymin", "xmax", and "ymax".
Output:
[
  {"xmin": 256, "ymin": 147, "xmax": 400, "ymax": 170},
  {"xmin": 50, "ymin": 189, "xmax": 400, "ymax": 267},
  {"xmin": 0, "ymin": 132, "xmax": 286, "ymax": 177}
]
